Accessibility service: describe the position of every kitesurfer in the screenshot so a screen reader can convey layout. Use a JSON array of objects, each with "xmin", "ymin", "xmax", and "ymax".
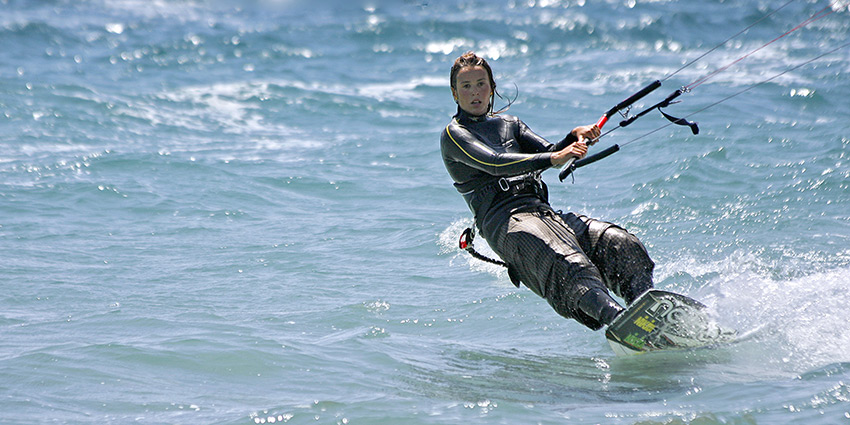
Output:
[{"xmin": 441, "ymin": 51, "xmax": 655, "ymax": 330}]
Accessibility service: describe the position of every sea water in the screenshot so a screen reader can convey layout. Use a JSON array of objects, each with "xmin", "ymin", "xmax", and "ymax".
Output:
[{"xmin": 2, "ymin": 0, "xmax": 849, "ymax": 423}]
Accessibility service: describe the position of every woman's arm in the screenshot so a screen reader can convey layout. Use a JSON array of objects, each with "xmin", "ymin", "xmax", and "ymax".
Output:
[
  {"xmin": 515, "ymin": 119, "xmax": 598, "ymax": 166},
  {"xmin": 442, "ymin": 122, "xmax": 552, "ymax": 176},
  {"xmin": 550, "ymin": 140, "xmax": 588, "ymax": 166},
  {"xmin": 550, "ymin": 124, "xmax": 599, "ymax": 165}
]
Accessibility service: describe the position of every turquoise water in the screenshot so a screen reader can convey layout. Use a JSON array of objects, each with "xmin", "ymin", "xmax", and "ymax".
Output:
[{"xmin": 2, "ymin": 0, "xmax": 849, "ymax": 423}]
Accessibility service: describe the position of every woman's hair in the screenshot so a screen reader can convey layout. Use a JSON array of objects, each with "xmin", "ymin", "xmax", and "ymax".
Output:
[
  {"xmin": 450, "ymin": 51, "xmax": 513, "ymax": 115},
  {"xmin": 450, "ymin": 51, "xmax": 497, "ymax": 94}
]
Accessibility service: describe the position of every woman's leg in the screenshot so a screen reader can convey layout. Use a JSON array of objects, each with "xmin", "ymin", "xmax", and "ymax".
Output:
[
  {"xmin": 493, "ymin": 210, "xmax": 623, "ymax": 329},
  {"xmin": 559, "ymin": 212, "xmax": 654, "ymax": 304}
]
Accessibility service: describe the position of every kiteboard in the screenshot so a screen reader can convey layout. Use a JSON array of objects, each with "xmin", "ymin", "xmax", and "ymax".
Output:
[{"xmin": 605, "ymin": 289, "xmax": 737, "ymax": 355}]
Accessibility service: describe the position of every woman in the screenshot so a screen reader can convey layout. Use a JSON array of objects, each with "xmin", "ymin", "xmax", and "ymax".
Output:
[{"xmin": 440, "ymin": 52, "xmax": 654, "ymax": 330}]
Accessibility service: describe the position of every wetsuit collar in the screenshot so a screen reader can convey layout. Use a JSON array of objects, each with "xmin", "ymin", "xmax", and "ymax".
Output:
[{"xmin": 455, "ymin": 107, "xmax": 489, "ymax": 123}]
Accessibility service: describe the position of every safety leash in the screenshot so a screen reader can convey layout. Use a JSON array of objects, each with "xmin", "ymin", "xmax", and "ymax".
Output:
[{"xmin": 458, "ymin": 227, "xmax": 507, "ymax": 268}]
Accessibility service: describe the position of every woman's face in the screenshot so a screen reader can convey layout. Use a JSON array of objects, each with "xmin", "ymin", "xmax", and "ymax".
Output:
[{"xmin": 453, "ymin": 66, "xmax": 491, "ymax": 116}]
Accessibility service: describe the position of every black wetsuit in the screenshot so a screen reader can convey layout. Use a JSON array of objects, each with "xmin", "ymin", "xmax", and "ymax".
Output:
[{"xmin": 441, "ymin": 109, "xmax": 654, "ymax": 329}]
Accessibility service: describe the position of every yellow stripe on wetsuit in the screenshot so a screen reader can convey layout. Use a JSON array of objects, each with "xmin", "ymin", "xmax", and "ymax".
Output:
[{"xmin": 444, "ymin": 122, "xmax": 534, "ymax": 168}]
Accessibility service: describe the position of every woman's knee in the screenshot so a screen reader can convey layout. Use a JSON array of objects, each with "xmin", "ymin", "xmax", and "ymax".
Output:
[{"xmin": 602, "ymin": 226, "xmax": 653, "ymax": 269}]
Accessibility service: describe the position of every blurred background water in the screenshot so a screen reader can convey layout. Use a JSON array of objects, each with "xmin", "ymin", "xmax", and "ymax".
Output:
[{"xmin": 1, "ymin": 0, "xmax": 849, "ymax": 423}]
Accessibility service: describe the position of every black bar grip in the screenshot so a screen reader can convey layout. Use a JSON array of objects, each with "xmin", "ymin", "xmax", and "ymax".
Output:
[
  {"xmin": 575, "ymin": 144, "xmax": 620, "ymax": 168},
  {"xmin": 603, "ymin": 80, "xmax": 661, "ymax": 118},
  {"xmin": 558, "ymin": 145, "xmax": 621, "ymax": 181}
]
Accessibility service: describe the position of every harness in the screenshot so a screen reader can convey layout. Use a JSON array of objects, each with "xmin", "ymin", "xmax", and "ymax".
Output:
[
  {"xmin": 460, "ymin": 171, "xmax": 548, "ymax": 227},
  {"xmin": 457, "ymin": 171, "xmax": 548, "ymax": 288}
]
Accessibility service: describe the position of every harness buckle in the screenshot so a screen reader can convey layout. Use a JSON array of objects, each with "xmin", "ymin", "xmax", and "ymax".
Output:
[{"xmin": 532, "ymin": 171, "xmax": 542, "ymax": 184}]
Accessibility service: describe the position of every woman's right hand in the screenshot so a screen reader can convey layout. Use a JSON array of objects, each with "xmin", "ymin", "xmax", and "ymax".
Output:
[{"xmin": 550, "ymin": 140, "xmax": 588, "ymax": 166}]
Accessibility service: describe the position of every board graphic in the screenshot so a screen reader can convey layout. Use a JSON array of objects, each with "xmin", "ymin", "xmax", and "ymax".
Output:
[{"xmin": 605, "ymin": 290, "xmax": 737, "ymax": 355}]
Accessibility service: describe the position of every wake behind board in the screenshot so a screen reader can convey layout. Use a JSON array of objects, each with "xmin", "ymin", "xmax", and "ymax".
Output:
[{"xmin": 605, "ymin": 290, "xmax": 737, "ymax": 355}]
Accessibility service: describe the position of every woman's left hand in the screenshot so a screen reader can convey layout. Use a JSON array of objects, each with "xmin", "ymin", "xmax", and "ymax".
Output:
[{"xmin": 571, "ymin": 124, "xmax": 600, "ymax": 143}]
